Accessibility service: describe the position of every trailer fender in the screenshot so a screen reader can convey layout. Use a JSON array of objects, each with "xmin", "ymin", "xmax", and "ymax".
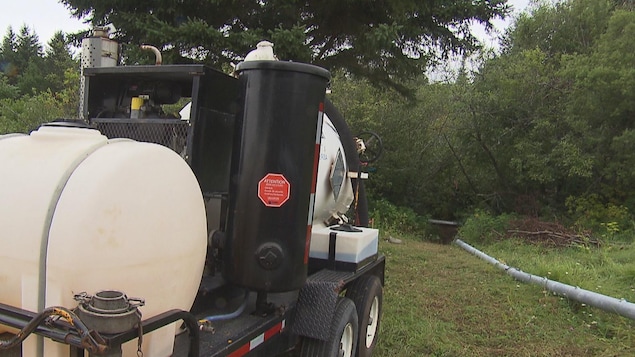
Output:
[{"xmin": 291, "ymin": 279, "xmax": 344, "ymax": 340}]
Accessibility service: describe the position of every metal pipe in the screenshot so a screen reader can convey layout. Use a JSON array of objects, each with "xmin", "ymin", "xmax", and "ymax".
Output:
[
  {"xmin": 454, "ymin": 239, "xmax": 635, "ymax": 320},
  {"xmin": 140, "ymin": 45, "xmax": 162, "ymax": 65}
]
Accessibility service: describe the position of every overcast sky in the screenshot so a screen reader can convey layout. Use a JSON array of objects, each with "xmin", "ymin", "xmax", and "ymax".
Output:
[
  {"xmin": 0, "ymin": 0, "xmax": 87, "ymax": 47},
  {"xmin": 472, "ymin": 0, "xmax": 534, "ymax": 49},
  {"xmin": 0, "ymin": 0, "xmax": 532, "ymax": 51}
]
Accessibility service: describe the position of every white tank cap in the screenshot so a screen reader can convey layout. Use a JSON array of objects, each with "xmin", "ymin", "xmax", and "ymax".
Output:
[{"xmin": 244, "ymin": 41, "xmax": 278, "ymax": 61}]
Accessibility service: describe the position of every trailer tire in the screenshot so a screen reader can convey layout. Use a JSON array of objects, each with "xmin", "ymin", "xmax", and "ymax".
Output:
[
  {"xmin": 345, "ymin": 275, "xmax": 382, "ymax": 357},
  {"xmin": 324, "ymin": 99, "xmax": 369, "ymax": 227},
  {"xmin": 300, "ymin": 297, "xmax": 358, "ymax": 357}
]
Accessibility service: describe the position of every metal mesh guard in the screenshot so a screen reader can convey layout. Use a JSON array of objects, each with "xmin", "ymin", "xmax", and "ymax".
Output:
[{"xmin": 93, "ymin": 119, "xmax": 189, "ymax": 156}]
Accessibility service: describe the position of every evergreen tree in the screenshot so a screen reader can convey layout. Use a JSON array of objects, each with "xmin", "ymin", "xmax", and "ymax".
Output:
[
  {"xmin": 45, "ymin": 31, "xmax": 78, "ymax": 94},
  {"xmin": 61, "ymin": 0, "xmax": 509, "ymax": 93},
  {"xmin": 12, "ymin": 25, "xmax": 46, "ymax": 95},
  {"xmin": 15, "ymin": 25, "xmax": 43, "ymax": 70},
  {"xmin": 0, "ymin": 73, "xmax": 19, "ymax": 100},
  {"xmin": 0, "ymin": 28, "xmax": 19, "ymax": 85}
]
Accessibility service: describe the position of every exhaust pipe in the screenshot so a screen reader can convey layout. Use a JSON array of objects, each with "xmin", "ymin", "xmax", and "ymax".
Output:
[{"xmin": 140, "ymin": 44, "xmax": 162, "ymax": 65}]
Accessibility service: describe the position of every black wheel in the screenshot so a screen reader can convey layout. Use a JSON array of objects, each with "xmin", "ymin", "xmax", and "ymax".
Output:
[
  {"xmin": 324, "ymin": 99, "xmax": 369, "ymax": 227},
  {"xmin": 345, "ymin": 275, "xmax": 383, "ymax": 357},
  {"xmin": 300, "ymin": 297, "xmax": 359, "ymax": 357}
]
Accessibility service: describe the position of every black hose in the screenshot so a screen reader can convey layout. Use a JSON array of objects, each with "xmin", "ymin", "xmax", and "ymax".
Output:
[
  {"xmin": 0, "ymin": 306, "xmax": 107, "ymax": 353},
  {"xmin": 324, "ymin": 99, "xmax": 369, "ymax": 227}
]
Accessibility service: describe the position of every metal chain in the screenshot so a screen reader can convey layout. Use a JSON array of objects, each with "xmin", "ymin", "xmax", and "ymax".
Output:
[{"xmin": 136, "ymin": 311, "xmax": 144, "ymax": 357}]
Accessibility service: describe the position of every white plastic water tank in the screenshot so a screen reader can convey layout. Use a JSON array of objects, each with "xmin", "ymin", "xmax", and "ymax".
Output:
[{"xmin": 0, "ymin": 125, "xmax": 207, "ymax": 356}]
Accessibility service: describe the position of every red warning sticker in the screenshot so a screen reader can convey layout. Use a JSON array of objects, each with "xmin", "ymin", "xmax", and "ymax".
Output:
[{"xmin": 258, "ymin": 173, "xmax": 290, "ymax": 207}]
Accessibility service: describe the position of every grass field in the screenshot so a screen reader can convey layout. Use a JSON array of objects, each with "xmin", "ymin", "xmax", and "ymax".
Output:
[{"xmin": 373, "ymin": 237, "xmax": 635, "ymax": 357}]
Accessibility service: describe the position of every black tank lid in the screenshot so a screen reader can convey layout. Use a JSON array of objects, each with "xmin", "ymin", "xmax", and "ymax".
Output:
[{"xmin": 235, "ymin": 60, "xmax": 331, "ymax": 80}]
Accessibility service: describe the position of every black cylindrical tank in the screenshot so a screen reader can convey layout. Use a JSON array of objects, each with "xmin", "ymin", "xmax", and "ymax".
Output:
[{"xmin": 223, "ymin": 60, "xmax": 330, "ymax": 292}]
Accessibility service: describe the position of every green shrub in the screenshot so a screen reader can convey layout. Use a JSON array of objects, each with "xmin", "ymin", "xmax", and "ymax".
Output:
[
  {"xmin": 458, "ymin": 210, "xmax": 515, "ymax": 244},
  {"xmin": 565, "ymin": 194, "xmax": 635, "ymax": 243},
  {"xmin": 0, "ymin": 91, "xmax": 66, "ymax": 134},
  {"xmin": 369, "ymin": 197, "xmax": 428, "ymax": 235}
]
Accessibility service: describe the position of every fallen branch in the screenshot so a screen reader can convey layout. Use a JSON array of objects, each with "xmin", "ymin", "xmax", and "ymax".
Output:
[{"xmin": 506, "ymin": 228, "xmax": 601, "ymax": 247}]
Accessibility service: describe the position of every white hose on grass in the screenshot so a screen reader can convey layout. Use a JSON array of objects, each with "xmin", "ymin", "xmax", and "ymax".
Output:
[{"xmin": 454, "ymin": 239, "xmax": 635, "ymax": 320}]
